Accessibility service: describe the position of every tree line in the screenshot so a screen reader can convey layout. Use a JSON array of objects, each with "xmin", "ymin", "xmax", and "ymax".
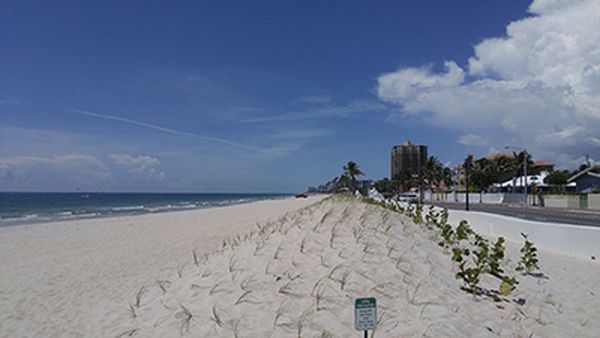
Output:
[{"xmin": 313, "ymin": 153, "xmax": 590, "ymax": 195}]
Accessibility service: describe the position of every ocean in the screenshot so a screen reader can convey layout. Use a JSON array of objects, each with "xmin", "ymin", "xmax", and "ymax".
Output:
[{"xmin": 0, "ymin": 192, "xmax": 290, "ymax": 226}]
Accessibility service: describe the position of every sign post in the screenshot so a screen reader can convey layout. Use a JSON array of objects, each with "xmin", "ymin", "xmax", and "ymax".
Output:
[{"xmin": 355, "ymin": 297, "xmax": 377, "ymax": 337}]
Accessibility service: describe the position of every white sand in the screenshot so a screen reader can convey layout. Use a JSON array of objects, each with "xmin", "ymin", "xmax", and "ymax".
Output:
[
  {"xmin": 0, "ymin": 196, "xmax": 324, "ymax": 337},
  {"xmin": 1, "ymin": 195, "xmax": 599, "ymax": 337}
]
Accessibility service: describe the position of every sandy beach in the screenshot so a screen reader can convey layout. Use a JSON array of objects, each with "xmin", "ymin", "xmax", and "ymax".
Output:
[
  {"xmin": 0, "ymin": 196, "xmax": 323, "ymax": 337},
  {"xmin": 1, "ymin": 195, "xmax": 599, "ymax": 337}
]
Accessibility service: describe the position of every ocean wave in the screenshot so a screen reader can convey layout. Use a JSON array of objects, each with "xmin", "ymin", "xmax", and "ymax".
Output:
[
  {"xmin": 146, "ymin": 204, "xmax": 173, "ymax": 213},
  {"xmin": 0, "ymin": 213, "xmax": 39, "ymax": 224},
  {"xmin": 111, "ymin": 205, "xmax": 145, "ymax": 212},
  {"xmin": 182, "ymin": 204, "xmax": 197, "ymax": 208},
  {"xmin": 55, "ymin": 211, "xmax": 73, "ymax": 216}
]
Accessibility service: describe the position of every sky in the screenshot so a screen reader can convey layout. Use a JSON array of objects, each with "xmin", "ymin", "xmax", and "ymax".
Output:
[{"xmin": 1, "ymin": 0, "xmax": 599, "ymax": 193}]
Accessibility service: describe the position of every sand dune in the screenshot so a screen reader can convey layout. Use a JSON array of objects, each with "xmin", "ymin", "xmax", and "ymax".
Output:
[
  {"xmin": 114, "ymin": 196, "xmax": 599, "ymax": 337},
  {"xmin": 1, "ymin": 195, "xmax": 599, "ymax": 337}
]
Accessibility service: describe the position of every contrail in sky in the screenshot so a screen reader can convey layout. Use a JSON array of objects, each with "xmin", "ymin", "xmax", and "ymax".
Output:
[{"xmin": 69, "ymin": 108, "xmax": 262, "ymax": 152}]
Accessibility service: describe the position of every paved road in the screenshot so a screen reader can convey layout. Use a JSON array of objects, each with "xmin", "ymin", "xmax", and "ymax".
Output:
[{"xmin": 429, "ymin": 201, "xmax": 600, "ymax": 227}]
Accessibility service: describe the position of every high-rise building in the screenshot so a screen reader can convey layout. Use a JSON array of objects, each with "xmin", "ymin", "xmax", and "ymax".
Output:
[{"xmin": 391, "ymin": 140, "xmax": 428, "ymax": 179}]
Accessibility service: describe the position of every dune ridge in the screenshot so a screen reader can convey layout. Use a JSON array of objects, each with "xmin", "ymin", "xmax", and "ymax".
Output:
[{"xmin": 115, "ymin": 196, "xmax": 600, "ymax": 337}]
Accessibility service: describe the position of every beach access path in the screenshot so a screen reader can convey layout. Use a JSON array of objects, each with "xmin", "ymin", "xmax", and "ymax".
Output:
[{"xmin": 0, "ymin": 195, "xmax": 325, "ymax": 337}]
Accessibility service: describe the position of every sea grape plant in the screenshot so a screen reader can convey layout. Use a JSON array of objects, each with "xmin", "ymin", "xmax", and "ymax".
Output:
[
  {"xmin": 455, "ymin": 261, "xmax": 483, "ymax": 294},
  {"xmin": 439, "ymin": 223, "xmax": 455, "ymax": 248},
  {"xmin": 439, "ymin": 220, "xmax": 470, "ymax": 248},
  {"xmin": 439, "ymin": 208, "xmax": 449, "ymax": 228},
  {"xmin": 359, "ymin": 196, "xmax": 538, "ymax": 300},
  {"xmin": 451, "ymin": 247, "xmax": 469, "ymax": 263},
  {"xmin": 413, "ymin": 203, "xmax": 424, "ymax": 224},
  {"xmin": 454, "ymin": 234, "xmax": 491, "ymax": 294},
  {"xmin": 488, "ymin": 237, "xmax": 506, "ymax": 277},
  {"xmin": 425, "ymin": 206, "xmax": 439, "ymax": 228},
  {"xmin": 405, "ymin": 203, "xmax": 414, "ymax": 218},
  {"xmin": 516, "ymin": 233, "xmax": 539, "ymax": 274},
  {"xmin": 455, "ymin": 220, "xmax": 473, "ymax": 241}
]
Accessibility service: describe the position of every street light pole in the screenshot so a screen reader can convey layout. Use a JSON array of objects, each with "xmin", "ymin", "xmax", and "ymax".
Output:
[
  {"xmin": 464, "ymin": 156, "xmax": 470, "ymax": 211},
  {"xmin": 523, "ymin": 150, "xmax": 528, "ymax": 205}
]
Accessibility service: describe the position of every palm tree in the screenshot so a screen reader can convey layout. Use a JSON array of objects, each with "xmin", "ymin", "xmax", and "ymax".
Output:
[
  {"xmin": 423, "ymin": 156, "xmax": 443, "ymax": 193},
  {"xmin": 342, "ymin": 161, "xmax": 364, "ymax": 192},
  {"xmin": 441, "ymin": 167, "xmax": 453, "ymax": 190},
  {"xmin": 470, "ymin": 158, "xmax": 492, "ymax": 191},
  {"xmin": 337, "ymin": 173, "xmax": 350, "ymax": 192},
  {"xmin": 512, "ymin": 151, "xmax": 533, "ymax": 192},
  {"xmin": 494, "ymin": 156, "xmax": 517, "ymax": 183},
  {"xmin": 392, "ymin": 168, "xmax": 412, "ymax": 193}
]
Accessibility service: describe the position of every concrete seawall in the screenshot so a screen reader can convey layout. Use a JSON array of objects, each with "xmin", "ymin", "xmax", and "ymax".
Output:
[{"xmin": 447, "ymin": 209, "xmax": 600, "ymax": 259}]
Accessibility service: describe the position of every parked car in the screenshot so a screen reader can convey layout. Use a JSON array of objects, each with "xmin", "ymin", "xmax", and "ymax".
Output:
[{"xmin": 398, "ymin": 192, "xmax": 419, "ymax": 203}]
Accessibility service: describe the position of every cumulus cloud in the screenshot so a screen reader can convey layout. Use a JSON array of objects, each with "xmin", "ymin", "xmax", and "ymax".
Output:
[
  {"xmin": 377, "ymin": 0, "xmax": 600, "ymax": 168},
  {"xmin": 378, "ymin": 61, "xmax": 465, "ymax": 101},
  {"xmin": 110, "ymin": 154, "xmax": 167, "ymax": 182}
]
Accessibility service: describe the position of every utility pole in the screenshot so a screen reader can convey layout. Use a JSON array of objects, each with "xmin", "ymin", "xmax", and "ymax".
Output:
[
  {"xmin": 523, "ymin": 150, "xmax": 528, "ymax": 205},
  {"xmin": 464, "ymin": 155, "xmax": 471, "ymax": 211},
  {"xmin": 419, "ymin": 169, "xmax": 424, "ymax": 204}
]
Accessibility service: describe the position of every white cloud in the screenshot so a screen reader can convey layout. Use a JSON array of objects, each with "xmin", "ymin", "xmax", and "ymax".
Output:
[
  {"xmin": 0, "ymin": 155, "xmax": 113, "ymax": 189},
  {"xmin": 458, "ymin": 134, "xmax": 490, "ymax": 147},
  {"xmin": 377, "ymin": 0, "xmax": 600, "ymax": 168},
  {"xmin": 110, "ymin": 154, "xmax": 160, "ymax": 170},
  {"xmin": 110, "ymin": 154, "xmax": 167, "ymax": 182},
  {"xmin": 378, "ymin": 61, "xmax": 465, "ymax": 102}
]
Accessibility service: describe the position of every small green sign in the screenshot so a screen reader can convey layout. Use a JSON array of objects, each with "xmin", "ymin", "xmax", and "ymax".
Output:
[
  {"xmin": 354, "ymin": 297, "xmax": 377, "ymax": 331},
  {"xmin": 355, "ymin": 298, "xmax": 376, "ymax": 308}
]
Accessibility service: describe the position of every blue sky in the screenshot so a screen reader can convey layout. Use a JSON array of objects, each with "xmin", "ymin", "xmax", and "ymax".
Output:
[{"xmin": 2, "ymin": 0, "xmax": 599, "ymax": 192}]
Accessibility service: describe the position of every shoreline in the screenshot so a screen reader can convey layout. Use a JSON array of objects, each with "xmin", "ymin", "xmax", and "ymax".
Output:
[{"xmin": 0, "ymin": 193, "xmax": 294, "ymax": 228}]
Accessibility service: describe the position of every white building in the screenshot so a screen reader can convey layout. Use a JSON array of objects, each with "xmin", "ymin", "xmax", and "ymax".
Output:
[{"xmin": 493, "ymin": 171, "xmax": 575, "ymax": 189}]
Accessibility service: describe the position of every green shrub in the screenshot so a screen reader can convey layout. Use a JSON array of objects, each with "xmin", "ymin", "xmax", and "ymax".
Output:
[
  {"xmin": 438, "ymin": 223, "xmax": 455, "ymax": 248},
  {"xmin": 455, "ymin": 261, "xmax": 483, "ymax": 294},
  {"xmin": 413, "ymin": 203, "xmax": 424, "ymax": 224},
  {"xmin": 455, "ymin": 220, "xmax": 473, "ymax": 241},
  {"xmin": 488, "ymin": 237, "xmax": 505, "ymax": 277},
  {"xmin": 516, "ymin": 233, "xmax": 539, "ymax": 274}
]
